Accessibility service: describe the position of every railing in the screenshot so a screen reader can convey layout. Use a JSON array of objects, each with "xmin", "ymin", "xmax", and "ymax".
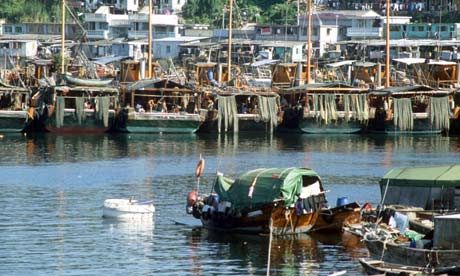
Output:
[
  {"xmin": 87, "ymin": 30, "xmax": 110, "ymax": 40},
  {"xmin": 347, "ymin": 27, "xmax": 382, "ymax": 38},
  {"xmin": 84, "ymin": 13, "xmax": 108, "ymax": 22},
  {"xmin": 127, "ymin": 31, "xmax": 176, "ymax": 39}
]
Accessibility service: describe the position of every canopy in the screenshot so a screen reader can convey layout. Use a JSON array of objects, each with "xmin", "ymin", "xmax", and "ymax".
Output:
[
  {"xmin": 380, "ymin": 164, "xmax": 460, "ymax": 188},
  {"xmin": 214, "ymin": 167, "xmax": 322, "ymax": 211}
]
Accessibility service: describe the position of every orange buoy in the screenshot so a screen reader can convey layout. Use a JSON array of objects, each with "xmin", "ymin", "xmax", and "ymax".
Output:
[{"xmin": 195, "ymin": 159, "xmax": 205, "ymax": 177}]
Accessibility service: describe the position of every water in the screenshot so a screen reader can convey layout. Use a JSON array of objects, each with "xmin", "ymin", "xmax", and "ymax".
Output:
[{"xmin": 0, "ymin": 133, "xmax": 459, "ymax": 275}]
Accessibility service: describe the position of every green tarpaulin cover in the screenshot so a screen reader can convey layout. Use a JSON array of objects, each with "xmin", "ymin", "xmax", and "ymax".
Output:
[
  {"xmin": 380, "ymin": 164, "xmax": 460, "ymax": 188},
  {"xmin": 214, "ymin": 168, "xmax": 321, "ymax": 211}
]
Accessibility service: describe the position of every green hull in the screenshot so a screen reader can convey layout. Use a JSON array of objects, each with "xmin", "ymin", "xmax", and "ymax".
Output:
[
  {"xmin": 122, "ymin": 112, "xmax": 202, "ymax": 133},
  {"xmin": 46, "ymin": 109, "xmax": 115, "ymax": 133},
  {"xmin": 299, "ymin": 118, "xmax": 365, "ymax": 134},
  {"xmin": 0, "ymin": 111, "xmax": 30, "ymax": 132}
]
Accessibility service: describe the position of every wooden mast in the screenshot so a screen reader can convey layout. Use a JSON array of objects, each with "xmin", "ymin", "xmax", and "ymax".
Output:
[
  {"xmin": 148, "ymin": 0, "xmax": 153, "ymax": 78},
  {"xmin": 385, "ymin": 0, "xmax": 390, "ymax": 88},
  {"xmin": 61, "ymin": 0, "xmax": 66, "ymax": 74},
  {"xmin": 227, "ymin": 0, "xmax": 233, "ymax": 82},
  {"xmin": 306, "ymin": 0, "xmax": 312, "ymax": 84}
]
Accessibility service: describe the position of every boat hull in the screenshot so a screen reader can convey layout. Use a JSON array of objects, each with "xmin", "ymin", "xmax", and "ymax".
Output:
[
  {"xmin": 45, "ymin": 108, "xmax": 116, "ymax": 133},
  {"xmin": 365, "ymin": 238, "xmax": 460, "ymax": 268},
  {"xmin": 198, "ymin": 113, "xmax": 276, "ymax": 133},
  {"xmin": 102, "ymin": 199, "xmax": 155, "ymax": 219},
  {"xmin": 367, "ymin": 116, "xmax": 443, "ymax": 135},
  {"xmin": 200, "ymin": 204, "xmax": 319, "ymax": 235},
  {"xmin": 0, "ymin": 111, "xmax": 31, "ymax": 132},
  {"xmin": 358, "ymin": 258, "xmax": 440, "ymax": 276},
  {"xmin": 299, "ymin": 118, "xmax": 365, "ymax": 134},
  {"xmin": 119, "ymin": 111, "xmax": 202, "ymax": 133},
  {"xmin": 311, "ymin": 202, "xmax": 361, "ymax": 232}
]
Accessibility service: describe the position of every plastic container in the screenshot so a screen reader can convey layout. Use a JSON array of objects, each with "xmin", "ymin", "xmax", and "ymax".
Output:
[{"xmin": 336, "ymin": 197, "xmax": 349, "ymax": 207}]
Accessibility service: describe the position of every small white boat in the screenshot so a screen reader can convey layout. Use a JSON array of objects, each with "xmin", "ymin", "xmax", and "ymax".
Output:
[{"xmin": 102, "ymin": 199, "xmax": 155, "ymax": 219}]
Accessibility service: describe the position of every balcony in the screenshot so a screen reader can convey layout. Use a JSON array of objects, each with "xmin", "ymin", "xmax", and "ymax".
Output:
[
  {"xmin": 87, "ymin": 30, "xmax": 110, "ymax": 40},
  {"xmin": 128, "ymin": 14, "xmax": 178, "ymax": 26},
  {"xmin": 127, "ymin": 31, "xmax": 176, "ymax": 39},
  {"xmin": 85, "ymin": 13, "xmax": 108, "ymax": 22},
  {"xmin": 347, "ymin": 27, "xmax": 383, "ymax": 38}
]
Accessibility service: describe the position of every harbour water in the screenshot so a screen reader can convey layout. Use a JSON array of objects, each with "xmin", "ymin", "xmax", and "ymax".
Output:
[{"xmin": 1, "ymin": 133, "xmax": 459, "ymax": 275}]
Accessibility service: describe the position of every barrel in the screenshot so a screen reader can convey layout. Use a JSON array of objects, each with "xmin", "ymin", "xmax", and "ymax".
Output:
[{"xmin": 336, "ymin": 197, "xmax": 349, "ymax": 207}]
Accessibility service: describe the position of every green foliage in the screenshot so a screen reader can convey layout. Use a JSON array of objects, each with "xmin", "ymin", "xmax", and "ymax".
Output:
[{"xmin": 0, "ymin": 0, "xmax": 63, "ymax": 23}]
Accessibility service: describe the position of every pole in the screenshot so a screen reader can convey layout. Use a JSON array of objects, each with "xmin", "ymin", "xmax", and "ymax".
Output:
[
  {"xmin": 306, "ymin": 0, "xmax": 312, "ymax": 84},
  {"xmin": 148, "ymin": 0, "xmax": 153, "ymax": 79},
  {"xmin": 385, "ymin": 0, "xmax": 390, "ymax": 88},
  {"xmin": 61, "ymin": 0, "xmax": 66, "ymax": 74},
  {"xmin": 227, "ymin": 0, "xmax": 233, "ymax": 82}
]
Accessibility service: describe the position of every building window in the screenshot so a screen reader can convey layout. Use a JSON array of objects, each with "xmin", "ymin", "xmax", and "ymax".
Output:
[
  {"xmin": 15, "ymin": 26, "xmax": 22, "ymax": 33},
  {"xmin": 166, "ymin": 45, "xmax": 171, "ymax": 53},
  {"xmin": 440, "ymin": 26, "xmax": 447, "ymax": 32},
  {"xmin": 327, "ymin": 28, "xmax": 331, "ymax": 35},
  {"xmin": 418, "ymin": 26, "xmax": 424, "ymax": 31}
]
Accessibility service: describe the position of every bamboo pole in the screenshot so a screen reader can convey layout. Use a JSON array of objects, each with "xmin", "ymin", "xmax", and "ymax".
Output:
[
  {"xmin": 148, "ymin": 0, "xmax": 153, "ymax": 79},
  {"xmin": 227, "ymin": 0, "xmax": 233, "ymax": 82},
  {"xmin": 307, "ymin": 0, "xmax": 312, "ymax": 84},
  {"xmin": 61, "ymin": 0, "xmax": 66, "ymax": 74},
  {"xmin": 385, "ymin": 0, "xmax": 390, "ymax": 88}
]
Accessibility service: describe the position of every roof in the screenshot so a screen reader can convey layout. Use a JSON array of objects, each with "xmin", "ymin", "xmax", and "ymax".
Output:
[
  {"xmin": 92, "ymin": 56, "xmax": 130, "ymax": 65},
  {"xmin": 370, "ymin": 85, "xmax": 451, "ymax": 95},
  {"xmin": 394, "ymin": 58, "xmax": 457, "ymax": 66},
  {"xmin": 125, "ymin": 79, "xmax": 191, "ymax": 91},
  {"xmin": 279, "ymin": 82, "xmax": 367, "ymax": 94},
  {"xmin": 380, "ymin": 164, "xmax": 460, "ymax": 188},
  {"xmin": 326, "ymin": 60, "xmax": 356, "ymax": 68},
  {"xmin": 214, "ymin": 168, "xmax": 322, "ymax": 211}
]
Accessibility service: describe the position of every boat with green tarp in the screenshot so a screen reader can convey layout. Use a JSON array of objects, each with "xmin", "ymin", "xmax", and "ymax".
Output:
[
  {"xmin": 186, "ymin": 167, "xmax": 327, "ymax": 235},
  {"xmin": 367, "ymin": 85, "xmax": 452, "ymax": 134},
  {"xmin": 278, "ymin": 82, "xmax": 369, "ymax": 134}
]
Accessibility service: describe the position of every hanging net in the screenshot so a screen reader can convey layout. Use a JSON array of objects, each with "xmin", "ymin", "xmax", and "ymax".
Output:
[
  {"xmin": 258, "ymin": 95, "xmax": 279, "ymax": 133},
  {"xmin": 55, "ymin": 96, "xmax": 65, "ymax": 128},
  {"xmin": 217, "ymin": 95, "xmax": 239, "ymax": 132},
  {"xmin": 430, "ymin": 96, "xmax": 450, "ymax": 131},
  {"xmin": 393, "ymin": 98, "xmax": 414, "ymax": 131},
  {"xmin": 312, "ymin": 93, "xmax": 337, "ymax": 124},
  {"xmin": 96, "ymin": 96, "xmax": 110, "ymax": 127},
  {"xmin": 75, "ymin": 97, "xmax": 86, "ymax": 125}
]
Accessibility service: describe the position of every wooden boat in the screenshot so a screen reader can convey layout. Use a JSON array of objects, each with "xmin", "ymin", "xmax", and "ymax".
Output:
[
  {"xmin": 0, "ymin": 81, "xmax": 34, "ymax": 132},
  {"xmin": 364, "ymin": 237, "xmax": 460, "ymax": 270},
  {"xmin": 198, "ymin": 88, "xmax": 281, "ymax": 133},
  {"xmin": 367, "ymin": 85, "xmax": 452, "ymax": 135},
  {"xmin": 62, "ymin": 73, "xmax": 113, "ymax": 87},
  {"xmin": 115, "ymin": 79, "xmax": 203, "ymax": 133},
  {"xmin": 358, "ymin": 258, "xmax": 450, "ymax": 276},
  {"xmin": 41, "ymin": 85, "xmax": 119, "ymax": 133},
  {"xmin": 186, "ymin": 167, "xmax": 327, "ymax": 235},
  {"xmin": 103, "ymin": 199, "xmax": 155, "ymax": 219},
  {"xmin": 311, "ymin": 201, "xmax": 361, "ymax": 232},
  {"xmin": 278, "ymin": 83, "xmax": 369, "ymax": 134}
]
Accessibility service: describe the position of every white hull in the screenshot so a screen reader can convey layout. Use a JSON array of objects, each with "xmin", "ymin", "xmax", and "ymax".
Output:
[{"xmin": 102, "ymin": 199, "xmax": 155, "ymax": 219}]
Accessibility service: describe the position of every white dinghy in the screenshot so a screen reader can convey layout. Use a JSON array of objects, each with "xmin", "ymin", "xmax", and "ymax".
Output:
[{"xmin": 103, "ymin": 199, "xmax": 155, "ymax": 219}]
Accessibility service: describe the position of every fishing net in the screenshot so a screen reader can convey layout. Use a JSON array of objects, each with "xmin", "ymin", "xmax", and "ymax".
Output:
[
  {"xmin": 96, "ymin": 96, "xmax": 110, "ymax": 127},
  {"xmin": 217, "ymin": 95, "xmax": 238, "ymax": 132},
  {"xmin": 55, "ymin": 96, "xmax": 65, "ymax": 128},
  {"xmin": 393, "ymin": 98, "xmax": 413, "ymax": 131},
  {"xmin": 343, "ymin": 94, "xmax": 369, "ymax": 122},
  {"xmin": 75, "ymin": 97, "xmax": 86, "ymax": 125},
  {"xmin": 430, "ymin": 96, "xmax": 450, "ymax": 131},
  {"xmin": 258, "ymin": 95, "xmax": 279, "ymax": 133},
  {"xmin": 312, "ymin": 94, "xmax": 337, "ymax": 124}
]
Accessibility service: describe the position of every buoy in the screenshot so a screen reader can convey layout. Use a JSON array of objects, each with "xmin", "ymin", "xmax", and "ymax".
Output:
[{"xmin": 195, "ymin": 159, "xmax": 205, "ymax": 177}]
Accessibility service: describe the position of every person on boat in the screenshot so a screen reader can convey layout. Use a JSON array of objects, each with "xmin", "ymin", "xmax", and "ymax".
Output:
[
  {"xmin": 207, "ymin": 69, "xmax": 219, "ymax": 87},
  {"xmin": 148, "ymin": 99, "xmax": 155, "ymax": 112},
  {"xmin": 135, "ymin": 103, "xmax": 145, "ymax": 113}
]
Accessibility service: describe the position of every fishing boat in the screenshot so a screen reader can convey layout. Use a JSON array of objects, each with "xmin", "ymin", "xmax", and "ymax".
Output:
[
  {"xmin": 40, "ymin": 85, "xmax": 119, "ymax": 133},
  {"xmin": 0, "ymin": 81, "xmax": 34, "ymax": 132},
  {"xmin": 198, "ymin": 88, "xmax": 280, "ymax": 133},
  {"xmin": 310, "ymin": 200, "xmax": 361, "ymax": 233},
  {"xmin": 103, "ymin": 198, "xmax": 155, "ymax": 219},
  {"xmin": 115, "ymin": 79, "xmax": 203, "ymax": 133},
  {"xmin": 358, "ymin": 258, "xmax": 452, "ymax": 276},
  {"xmin": 278, "ymin": 83, "xmax": 369, "ymax": 134},
  {"xmin": 186, "ymin": 165, "xmax": 327, "ymax": 235},
  {"xmin": 367, "ymin": 85, "xmax": 453, "ymax": 134}
]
